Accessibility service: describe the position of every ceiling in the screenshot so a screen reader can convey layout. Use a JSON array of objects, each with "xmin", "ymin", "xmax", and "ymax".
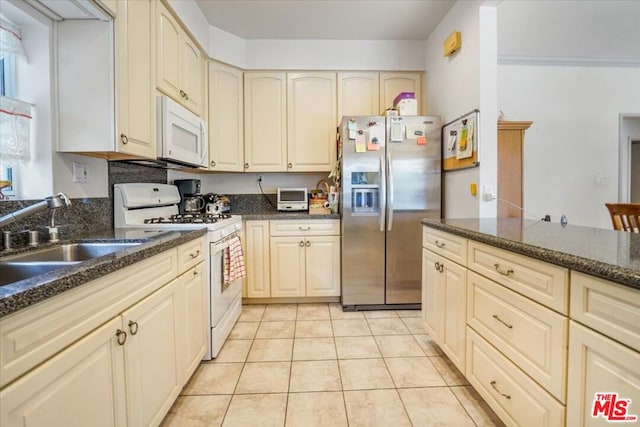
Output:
[{"xmin": 194, "ymin": 0, "xmax": 456, "ymax": 40}]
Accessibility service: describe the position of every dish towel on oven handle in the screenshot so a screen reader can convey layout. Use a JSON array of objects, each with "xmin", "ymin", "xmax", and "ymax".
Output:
[{"xmin": 224, "ymin": 236, "xmax": 246, "ymax": 284}]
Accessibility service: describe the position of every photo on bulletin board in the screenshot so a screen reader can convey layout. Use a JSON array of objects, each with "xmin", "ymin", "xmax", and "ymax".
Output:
[{"xmin": 442, "ymin": 109, "xmax": 479, "ymax": 171}]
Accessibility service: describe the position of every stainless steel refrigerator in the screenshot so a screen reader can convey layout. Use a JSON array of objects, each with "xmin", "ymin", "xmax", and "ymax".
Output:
[{"xmin": 340, "ymin": 115, "xmax": 441, "ymax": 309}]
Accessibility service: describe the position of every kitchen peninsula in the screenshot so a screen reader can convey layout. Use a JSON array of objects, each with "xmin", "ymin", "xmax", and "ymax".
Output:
[{"xmin": 421, "ymin": 218, "xmax": 639, "ymax": 426}]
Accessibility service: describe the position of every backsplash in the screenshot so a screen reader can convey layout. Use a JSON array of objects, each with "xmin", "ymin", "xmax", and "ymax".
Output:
[{"xmin": 0, "ymin": 162, "xmax": 167, "ymax": 245}]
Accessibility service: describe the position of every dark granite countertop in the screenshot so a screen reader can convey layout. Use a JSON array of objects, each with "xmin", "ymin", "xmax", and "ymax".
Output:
[
  {"xmin": 234, "ymin": 209, "xmax": 340, "ymax": 221},
  {"xmin": 0, "ymin": 228, "xmax": 207, "ymax": 318},
  {"xmin": 422, "ymin": 218, "xmax": 640, "ymax": 290}
]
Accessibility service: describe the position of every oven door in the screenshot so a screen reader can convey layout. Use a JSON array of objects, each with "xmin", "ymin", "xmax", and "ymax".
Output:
[{"xmin": 210, "ymin": 235, "xmax": 242, "ymax": 325}]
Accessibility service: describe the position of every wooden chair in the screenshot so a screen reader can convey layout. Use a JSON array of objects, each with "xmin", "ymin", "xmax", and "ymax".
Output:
[{"xmin": 605, "ymin": 203, "xmax": 640, "ymax": 232}]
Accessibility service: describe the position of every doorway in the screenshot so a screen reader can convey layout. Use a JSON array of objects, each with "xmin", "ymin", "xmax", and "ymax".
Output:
[
  {"xmin": 619, "ymin": 114, "xmax": 640, "ymax": 202},
  {"xmin": 631, "ymin": 140, "xmax": 640, "ymax": 202}
]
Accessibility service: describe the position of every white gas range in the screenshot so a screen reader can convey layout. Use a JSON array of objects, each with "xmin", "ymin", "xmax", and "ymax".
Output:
[{"xmin": 114, "ymin": 183, "xmax": 243, "ymax": 359}]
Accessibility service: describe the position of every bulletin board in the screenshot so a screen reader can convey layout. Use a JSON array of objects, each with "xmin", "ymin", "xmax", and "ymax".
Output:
[{"xmin": 442, "ymin": 109, "xmax": 479, "ymax": 171}]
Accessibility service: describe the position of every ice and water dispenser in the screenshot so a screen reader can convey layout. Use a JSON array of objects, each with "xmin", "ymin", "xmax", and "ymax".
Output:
[{"xmin": 351, "ymin": 172, "xmax": 380, "ymax": 214}]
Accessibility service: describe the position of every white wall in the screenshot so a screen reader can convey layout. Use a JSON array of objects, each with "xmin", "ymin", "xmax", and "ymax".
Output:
[
  {"xmin": 498, "ymin": 65, "xmax": 640, "ymax": 228},
  {"xmin": 246, "ymin": 39, "xmax": 425, "ymax": 70},
  {"xmin": 167, "ymin": 0, "xmax": 211, "ymax": 53},
  {"xmin": 168, "ymin": 171, "xmax": 328, "ymax": 195},
  {"xmin": 424, "ymin": 0, "xmax": 498, "ymax": 218},
  {"xmin": 209, "ymin": 25, "xmax": 247, "ymax": 68}
]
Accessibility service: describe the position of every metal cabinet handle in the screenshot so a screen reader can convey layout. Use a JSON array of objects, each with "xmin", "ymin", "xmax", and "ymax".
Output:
[
  {"xmin": 190, "ymin": 250, "xmax": 200, "ymax": 258},
  {"xmin": 245, "ymin": 163, "xmax": 249, "ymax": 169},
  {"xmin": 299, "ymin": 241, "xmax": 304, "ymax": 247},
  {"xmin": 288, "ymin": 163, "xmax": 292, "ymax": 169},
  {"xmin": 493, "ymin": 264, "xmax": 514, "ymax": 277},
  {"xmin": 298, "ymin": 226, "xmax": 311, "ymax": 231},
  {"xmin": 492, "ymin": 314, "xmax": 513, "ymax": 329},
  {"xmin": 305, "ymin": 241, "xmax": 311, "ymax": 247},
  {"xmin": 435, "ymin": 240, "xmax": 445, "ymax": 248},
  {"xmin": 490, "ymin": 381, "xmax": 511, "ymax": 399},
  {"xmin": 180, "ymin": 89, "xmax": 186, "ymax": 98},
  {"xmin": 184, "ymin": 92, "xmax": 189, "ymax": 100},
  {"xmin": 211, "ymin": 160, "xmax": 216, "ymax": 167},
  {"xmin": 193, "ymin": 268, "xmax": 199, "ymax": 276},
  {"xmin": 120, "ymin": 133, "xmax": 128, "ymax": 145},
  {"xmin": 116, "ymin": 329, "xmax": 127, "ymax": 345},
  {"xmin": 434, "ymin": 261, "xmax": 440, "ymax": 270},
  {"xmin": 128, "ymin": 320, "xmax": 139, "ymax": 335}
]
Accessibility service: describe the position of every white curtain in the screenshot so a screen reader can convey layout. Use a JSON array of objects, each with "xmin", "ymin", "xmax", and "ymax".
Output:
[
  {"xmin": 0, "ymin": 96, "xmax": 32, "ymax": 160},
  {"xmin": 0, "ymin": 16, "xmax": 26, "ymax": 57}
]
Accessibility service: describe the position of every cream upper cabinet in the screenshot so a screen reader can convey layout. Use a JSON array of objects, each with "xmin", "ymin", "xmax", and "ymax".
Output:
[
  {"xmin": 156, "ymin": 2, "xmax": 203, "ymax": 116},
  {"xmin": 244, "ymin": 72, "xmax": 288, "ymax": 172},
  {"xmin": 287, "ymin": 72, "xmax": 337, "ymax": 172},
  {"xmin": 337, "ymin": 72, "xmax": 380, "ymax": 120},
  {"xmin": 245, "ymin": 221, "xmax": 271, "ymax": 298},
  {"xmin": 379, "ymin": 72, "xmax": 422, "ymax": 114},
  {"xmin": 116, "ymin": 0, "xmax": 156, "ymax": 158},
  {"xmin": 209, "ymin": 61, "xmax": 244, "ymax": 172}
]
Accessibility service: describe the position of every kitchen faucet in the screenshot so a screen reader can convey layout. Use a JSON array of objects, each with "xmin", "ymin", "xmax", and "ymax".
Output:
[{"xmin": 0, "ymin": 193, "xmax": 71, "ymax": 245}]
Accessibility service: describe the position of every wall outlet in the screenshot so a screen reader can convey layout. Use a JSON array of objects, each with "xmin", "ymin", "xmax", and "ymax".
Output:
[
  {"xmin": 257, "ymin": 175, "xmax": 263, "ymax": 182},
  {"xmin": 72, "ymin": 162, "xmax": 88, "ymax": 183},
  {"xmin": 593, "ymin": 175, "xmax": 608, "ymax": 185},
  {"xmin": 482, "ymin": 185, "xmax": 496, "ymax": 201}
]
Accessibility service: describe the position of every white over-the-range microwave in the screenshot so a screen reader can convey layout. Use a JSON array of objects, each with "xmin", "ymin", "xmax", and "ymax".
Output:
[{"xmin": 157, "ymin": 96, "xmax": 208, "ymax": 169}]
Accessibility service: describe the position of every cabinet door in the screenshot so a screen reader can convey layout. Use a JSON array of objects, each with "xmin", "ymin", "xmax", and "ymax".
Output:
[
  {"xmin": 379, "ymin": 72, "xmax": 421, "ymax": 114},
  {"xmin": 116, "ymin": 0, "xmax": 156, "ymax": 157},
  {"xmin": 337, "ymin": 72, "xmax": 380, "ymax": 120},
  {"xmin": 156, "ymin": 2, "xmax": 181, "ymax": 101},
  {"xmin": 441, "ymin": 258, "xmax": 467, "ymax": 374},
  {"xmin": 567, "ymin": 321, "xmax": 640, "ymax": 427},
  {"xmin": 178, "ymin": 263, "xmax": 207, "ymax": 381},
  {"xmin": 270, "ymin": 236, "xmax": 306, "ymax": 297},
  {"xmin": 209, "ymin": 61, "xmax": 244, "ymax": 171},
  {"xmin": 244, "ymin": 72, "xmax": 287, "ymax": 172},
  {"xmin": 0, "ymin": 317, "xmax": 126, "ymax": 427},
  {"xmin": 245, "ymin": 221, "xmax": 271, "ymax": 298},
  {"xmin": 305, "ymin": 236, "xmax": 341, "ymax": 297},
  {"xmin": 287, "ymin": 72, "xmax": 337, "ymax": 172},
  {"xmin": 421, "ymin": 249, "xmax": 441, "ymax": 339},
  {"xmin": 181, "ymin": 36, "xmax": 204, "ymax": 115},
  {"xmin": 123, "ymin": 280, "xmax": 181, "ymax": 427}
]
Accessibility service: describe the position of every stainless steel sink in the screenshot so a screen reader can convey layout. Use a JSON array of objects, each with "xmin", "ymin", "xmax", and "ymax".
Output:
[
  {"xmin": 2, "ymin": 242, "xmax": 142, "ymax": 263},
  {"xmin": 0, "ymin": 261, "xmax": 79, "ymax": 286},
  {"xmin": 0, "ymin": 242, "xmax": 142, "ymax": 286}
]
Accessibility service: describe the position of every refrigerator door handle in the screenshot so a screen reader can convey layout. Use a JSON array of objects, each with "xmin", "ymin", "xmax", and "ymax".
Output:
[
  {"xmin": 380, "ymin": 154, "xmax": 386, "ymax": 232},
  {"xmin": 387, "ymin": 152, "xmax": 394, "ymax": 231}
]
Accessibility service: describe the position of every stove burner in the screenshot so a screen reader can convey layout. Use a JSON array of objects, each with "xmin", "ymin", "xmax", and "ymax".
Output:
[{"xmin": 143, "ymin": 213, "xmax": 232, "ymax": 224}]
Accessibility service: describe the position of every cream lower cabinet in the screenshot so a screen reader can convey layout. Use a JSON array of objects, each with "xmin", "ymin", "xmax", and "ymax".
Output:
[
  {"xmin": 0, "ymin": 238, "xmax": 207, "ymax": 427},
  {"xmin": 244, "ymin": 220, "xmax": 271, "ymax": 298},
  {"xmin": 421, "ymin": 248, "xmax": 467, "ymax": 374}
]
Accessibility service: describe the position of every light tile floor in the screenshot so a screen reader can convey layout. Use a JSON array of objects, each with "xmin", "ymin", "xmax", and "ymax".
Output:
[{"xmin": 162, "ymin": 303, "xmax": 505, "ymax": 427}]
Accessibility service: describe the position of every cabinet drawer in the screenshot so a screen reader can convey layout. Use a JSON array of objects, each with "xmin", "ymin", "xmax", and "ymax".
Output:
[
  {"xmin": 467, "ymin": 271, "xmax": 568, "ymax": 402},
  {"xmin": 468, "ymin": 241, "xmax": 569, "ymax": 314},
  {"xmin": 178, "ymin": 237, "xmax": 205, "ymax": 274},
  {"xmin": 270, "ymin": 220, "xmax": 340, "ymax": 236},
  {"xmin": 570, "ymin": 272, "xmax": 640, "ymax": 352},
  {"xmin": 466, "ymin": 328, "xmax": 565, "ymax": 427},
  {"xmin": 0, "ymin": 250, "xmax": 178, "ymax": 388},
  {"xmin": 422, "ymin": 227, "xmax": 467, "ymax": 266}
]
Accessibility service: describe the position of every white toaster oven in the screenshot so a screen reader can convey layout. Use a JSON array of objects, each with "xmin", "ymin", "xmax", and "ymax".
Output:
[{"xmin": 277, "ymin": 188, "xmax": 308, "ymax": 211}]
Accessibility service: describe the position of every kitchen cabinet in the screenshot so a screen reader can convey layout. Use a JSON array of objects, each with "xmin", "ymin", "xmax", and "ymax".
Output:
[
  {"xmin": 0, "ymin": 238, "xmax": 207, "ymax": 425},
  {"xmin": 497, "ymin": 121, "xmax": 533, "ymax": 218},
  {"xmin": 566, "ymin": 273, "xmax": 640, "ymax": 426},
  {"xmin": 287, "ymin": 72, "xmax": 337, "ymax": 172},
  {"xmin": 379, "ymin": 72, "xmax": 422, "ymax": 114},
  {"xmin": 421, "ymin": 244, "xmax": 467, "ymax": 374},
  {"xmin": 244, "ymin": 220, "xmax": 271, "ymax": 298},
  {"xmin": 116, "ymin": 0, "xmax": 157, "ymax": 158},
  {"xmin": 337, "ymin": 72, "xmax": 380, "ymax": 122},
  {"xmin": 208, "ymin": 61, "xmax": 244, "ymax": 172},
  {"xmin": 156, "ymin": 2, "xmax": 204, "ymax": 116},
  {"xmin": 244, "ymin": 72, "xmax": 288, "ymax": 172}
]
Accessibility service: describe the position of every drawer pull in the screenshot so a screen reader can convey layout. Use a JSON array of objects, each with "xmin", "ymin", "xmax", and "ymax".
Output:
[
  {"xmin": 299, "ymin": 226, "xmax": 311, "ymax": 231},
  {"xmin": 493, "ymin": 264, "xmax": 514, "ymax": 277},
  {"xmin": 116, "ymin": 329, "xmax": 127, "ymax": 345},
  {"xmin": 190, "ymin": 250, "xmax": 200, "ymax": 259},
  {"xmin": 434, "ymin": 261, "xmax": 444, "ymax": 273},
  {"xmin": 490, "ymin": 381, "xmax": 511, "ymax": 399},
  {"xmin": 434, "ymin": 240, "xmax": 446, "ymax": 248},
  {"xmin": 492, "ymin": 314, "xmax": 513, "ymax": 329},
  {"xmin": 128, "ymin": 320, "xmax": 139, "ymax": 335}
]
